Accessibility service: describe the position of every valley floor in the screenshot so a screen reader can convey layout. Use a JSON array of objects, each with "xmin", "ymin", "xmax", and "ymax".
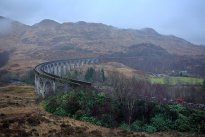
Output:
[{"xmin": 0, "ymin": 84, "xmax": 202, "ymax": 137}]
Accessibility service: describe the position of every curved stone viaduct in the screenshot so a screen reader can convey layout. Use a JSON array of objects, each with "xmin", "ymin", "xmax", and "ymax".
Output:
[
  {"xmin": 34, "ymin": 58, "xmax": 100, "ymax": 98},
  {"xmin": 34, "ymin": 58, "xmax": 205, "ymax": 110}
]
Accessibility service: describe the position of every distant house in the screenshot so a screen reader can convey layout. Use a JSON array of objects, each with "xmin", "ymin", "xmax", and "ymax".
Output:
[{"xmin": 179, "ymin": 70, "xmax": 188, "ymax": 76}]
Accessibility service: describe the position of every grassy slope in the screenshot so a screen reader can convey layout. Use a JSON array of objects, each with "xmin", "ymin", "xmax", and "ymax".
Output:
[
  {"xmin": 0, "ymin": 84, "xmax": 198, "ymax": 137},
  {"xmin": 0, "ymin": 84, "xmax": 148, "ymax": 137}
]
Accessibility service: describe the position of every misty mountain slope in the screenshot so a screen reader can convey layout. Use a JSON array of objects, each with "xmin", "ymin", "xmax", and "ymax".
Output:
[
  {"xmin": 106, "ymin": 43, "xmax": 205, "ymax": 76},
  {"xmin": 1, "ymin": 17, "xmax": 203, "ymax": 55},
  {"xmin": 0, "ymin": 17, "xmax": 205, "ymax": 76}
]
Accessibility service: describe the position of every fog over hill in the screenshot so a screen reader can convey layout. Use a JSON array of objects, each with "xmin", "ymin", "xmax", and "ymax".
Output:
[{"xmin": 0, "ymin": 17, "xmax": 205, "ymax": 76}]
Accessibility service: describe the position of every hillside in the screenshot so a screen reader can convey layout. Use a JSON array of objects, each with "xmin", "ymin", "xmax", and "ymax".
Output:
[
  {"xmin": 0, "ymin": 16, "xmax": 205, "ymax": 76},
  {"xmin": 106, "ymin": 43, "xmax": 205, "ymax": 76},
  {"xmin": 2, "ymin": 83, "xmax": 196, "ymax": 137},
  {"xmin": 0, "ymin": 84, "xmax": 199, "ymax": 137}
]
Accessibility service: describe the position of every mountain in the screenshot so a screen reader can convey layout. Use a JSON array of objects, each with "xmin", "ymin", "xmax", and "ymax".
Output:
[
  {"xmin": 106, "ymin": 43, "xmax": 205, "ymax": 76},
  {"xmin": 26, "ymin": 20, "xmax": 205, "ymax": 55},
  {"xmin": 0, "ymin": 17, "xmax": 205, "ymax": 76}
]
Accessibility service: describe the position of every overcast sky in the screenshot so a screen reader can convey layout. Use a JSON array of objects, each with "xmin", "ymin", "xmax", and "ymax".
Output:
[{"xmin": 0, "ymin": 0, "xmax": 204, "ymax": 45}]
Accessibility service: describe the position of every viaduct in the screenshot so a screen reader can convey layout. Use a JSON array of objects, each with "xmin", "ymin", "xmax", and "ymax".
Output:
[
  {"xmin": 34, "ymin": 58, "xmax": 205, "ymax": 110},
  {"xmin": 34, "ymin": 58, "xmax": 100, "ymax": 98}
]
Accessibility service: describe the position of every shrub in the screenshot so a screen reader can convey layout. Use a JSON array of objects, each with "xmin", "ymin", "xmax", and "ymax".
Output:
[
  {"xmin": 53, "ymin": 107, "xmax": 68, "ymax": 116},
  {"xmin": 100, "ymin": 114, "xmax": 115, "ymax": 127},
  {"xmin": 64, "ymin": 96, "xmax": 80, "ymax": 115},
  {"xmin": 42, "ymin": 89, "xmax": 205, "ymax": 134},
  {"xmin": 43, "ymin": 98, "xmax": 58, "ymax": 113},
  {"xmin": 79, "ymin": 115, "xmax": 102, "ymax": 126},
  {"xmin": 119, "ymin": 123, "xmax": 130, "ymax": 131},
  {"xmin": 74, "ymin": 110, "xmax": 86, "ymax": 119},
  {"xmin": 43, "ymin": 89, "xmax": 121, "ymax": 127},
  {"xmin": 190, "ymin": 110, "xmax": 205, "ymax": 133},
  {"xmin": 174, "ymin": 114, "xmax": 191, "ymax": 132},
  {"xmin": 143, "ymin": 125, "xmax": 157, "ymax": 133},
  {"xmin": 169, "ymin": 104, "xmax": 185, "ymax": 113},
  {"xmin": 131, "ymin": 120, "xmax": 143, "ymax": 131},
  {"xmin": 150, "ymin": 114, "xmax": 172, "ymax": 131}
]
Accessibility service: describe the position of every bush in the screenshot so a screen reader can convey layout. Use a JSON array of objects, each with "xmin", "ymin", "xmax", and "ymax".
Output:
[
  {"xmin": 100, "ymin": 114, "xmax": 115, "ymax": 127},
  {"xmin": 120, "ymin": 123, "xmax": 130, "ymax": 131},
  {"xmin": 79, "ymin": 115, "xmax": 102, "ymax": 126},
  {"xmin": 43, "ymin": 97, "xmax": 58, "ymax": 113},
  {"xmin": 190, "ymin": 110, "xmax": 205, "ymax": 133},
  {"xmin": 53, "ymin": 107, "xmax": 68, "ymax": 116},
  {"xmin": 143, "ymin": 125, "xmax": 157, "ymax": 133},
  {"xmin": 131, "ymin": 120, "xmax": 143, "ymax": 131},
  {"xmin": 43, "ymin": 89, "xmax": 121, "ymax": 128},
  {"xmin": 42, "ymin": 89, "xmax": 205, "ymax": 134},
  {"xmin": 150, "ymin": 114, "xmax": 172, "ymax": 131},
  {"xmin": 174, "ymin": 114, "xmax": 191, "ymax": 132}
]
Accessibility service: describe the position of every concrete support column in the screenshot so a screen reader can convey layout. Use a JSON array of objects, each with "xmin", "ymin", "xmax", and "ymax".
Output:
[
  {"xmin": 59, "ymin": 63, "xmax": 63, "ymax": 77},
  {"xmin": 52, "ymin": 81, "xmax": 56, "ymax": 94},
  {"xmin": 42, "ymin": 80, "xmax": 46, "ymax": 98},
  {"xmin": 47, "ymin": 65, "xmax": 51, "ymax": 73},
  {"xmin": 65, "ymin": 63, "xmax": 69, "ymax": 75},
  {"xmin": 81, "ymin": 60, "xmax": 84, "ymax": 66},
  {"xmin": 63, "ymin": 65, "xmax": 66, "ymax": 76},
  {"xmin": 54, "ymin": 65, "xmax": 58, "ymax": 75},
  {"xmin": 59, "ymin": 65, "xmax": 62, "ymax": 77},
  {"xmin": 51, "ymin": 65, "xmax": 54, "ymax": 74},
  {"xmin": 76, "ymin": 61, "xmax": 80, "ymax": 68},
  {"xmin": 70, "ymin": 63, "xmax": 74, "ymax": 70},
  {"xmin": 57, "ymin": 64, "xmax": 60, "ymax": 77},
  {"xmin": 37, "ymin": 78, "xmax": 44, "ymax": 98},
  {"xmin": 34, "ymin": 74, "xmax": 39, "ymax": 93},
  {"xmin": 74, "ymin": 63, "xmax": 77, "ymax": 69}
]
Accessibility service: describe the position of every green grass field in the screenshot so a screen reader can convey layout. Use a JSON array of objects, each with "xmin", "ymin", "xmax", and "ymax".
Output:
[{"xmin": 149, "ymin": 76, "xmax": 203, "ymax": 85}]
